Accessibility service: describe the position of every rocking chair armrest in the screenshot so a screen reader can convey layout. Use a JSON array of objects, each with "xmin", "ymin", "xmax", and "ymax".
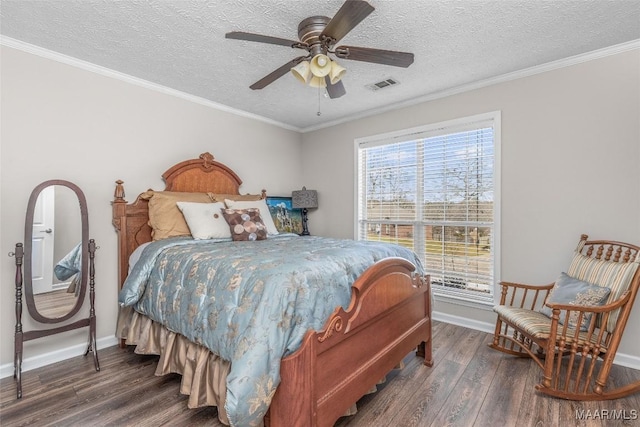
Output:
[
  {"xmin": 545, "ymin": 291, "xmax": 632, "ymax": 339},
  {"xmin": 500, "ymin": 281, "xmax": 555, "ymax": 291},
  {"xmin": 545, "ymin": 290, "xmax": 632, "ymax": 314},
  {"xmin": 498, "ymin": 281, "xmax": 555, "ymax": 307}
]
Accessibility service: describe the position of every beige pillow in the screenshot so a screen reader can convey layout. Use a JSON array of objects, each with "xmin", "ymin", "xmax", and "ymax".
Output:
[
  {"xmin": 209, "ymin": 193, "xmax": 263, "ymax": 203},
  {"xmin": 141, "ymin": 190, "xmax": 212, "ymax": 240},
  {"xmin": 224, "ymin": 198, "xmax": 279, "ymax": 235},
  {"xmin": 176, "ymin": 201, "xmax": 230, "ymax": 240}
]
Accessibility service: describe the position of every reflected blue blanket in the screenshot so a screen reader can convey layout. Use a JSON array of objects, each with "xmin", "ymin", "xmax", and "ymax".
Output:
[
  {"xmin": 119, "ymin": 234, "xmax": 423, "ymax": 427},
  {"xmin": 54, "ymin": 242, "xmax": 82, "ymax": 281}
]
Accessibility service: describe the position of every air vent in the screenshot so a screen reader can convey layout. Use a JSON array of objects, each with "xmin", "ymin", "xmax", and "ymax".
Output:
[{"xmin": 366, "ymin": 77, "xmax": 400, "ymax": 91}]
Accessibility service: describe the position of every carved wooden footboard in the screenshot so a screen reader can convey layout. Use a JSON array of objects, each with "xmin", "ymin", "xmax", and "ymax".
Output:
[{"xmin": 268, "ymin": 257, "xmax": 432, "ymax": 427}]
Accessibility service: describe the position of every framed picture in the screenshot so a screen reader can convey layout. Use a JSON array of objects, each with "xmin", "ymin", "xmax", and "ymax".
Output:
[{"xmin": 266, "ymin": 196, "xmax": 303, "ymax": 235}]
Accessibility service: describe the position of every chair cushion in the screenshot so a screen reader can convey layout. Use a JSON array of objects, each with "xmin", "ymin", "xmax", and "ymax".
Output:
[
  {"xmin": 493, "ymin": 305, "xmax": 607, "ymax": 350},
  {"xmin": 494, "ymin": 306, "xmax": 555, "ymax": 340},
  {"xmin": 567, "ymin": 252, "xmax": 639, "ymax": 332},
  {"xmin": 539, "ymin": 272, "xmax": 611, "ymax": 331}
]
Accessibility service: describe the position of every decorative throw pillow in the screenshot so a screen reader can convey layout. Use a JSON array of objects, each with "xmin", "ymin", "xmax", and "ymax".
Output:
[
  {"xmin": 176, "ymin": 201, "xmax": 230, "ymax": 240},
  {"xmin": 141, "ymin": 190, "xmax": 213, "ymax": 240},
  {"xmin": 221, "ymin": 208, "xmax": 267, "ymax": 241},
  {"xmin": 224, "ymin": 198, "xmax": 279, "ymax": 235},
  {"xmin": 540, "ymin": 272, "xmax": 611, "ymax": 331}
]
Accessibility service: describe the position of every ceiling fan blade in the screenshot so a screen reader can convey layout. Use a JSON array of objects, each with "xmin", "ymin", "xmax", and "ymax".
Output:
[
  {"xmin": 335, "ymin": 45, "xmax": 414, "ymax": 67},
  {"xmin": 226, "ymin": 31, "xmax": 304, "ymax": 48},
  {"xmin": 325, "ymin": 76, "xmax": 346, "ymax": 99},
  {"xmin": 250, "ymin": 56, "xmax": 306, "ymax": 90},
  {"xmin": 321, "ymin": 0, "xmax": 375, "ymax": 44}
]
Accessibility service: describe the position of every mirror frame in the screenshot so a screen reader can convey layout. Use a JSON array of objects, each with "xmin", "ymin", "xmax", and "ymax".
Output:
[{"xmin": 23, "ymin": 179, "xmax": 89, "ymax": 323}]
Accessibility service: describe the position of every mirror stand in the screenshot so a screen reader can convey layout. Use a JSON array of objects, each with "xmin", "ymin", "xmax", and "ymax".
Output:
[{"xmin": 10, "ymin": 239, "xmax": 99, "ymax": 399}]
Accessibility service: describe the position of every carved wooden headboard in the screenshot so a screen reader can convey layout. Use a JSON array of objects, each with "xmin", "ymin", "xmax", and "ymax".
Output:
[{"xmin": 111, "ymin": 152, "xmax": 259, "ymax": 288}]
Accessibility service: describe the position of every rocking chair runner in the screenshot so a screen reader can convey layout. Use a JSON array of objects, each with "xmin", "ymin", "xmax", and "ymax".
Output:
[{"xmin": 490, "ymin": 234, "xmax": 640, "ymax": 400}]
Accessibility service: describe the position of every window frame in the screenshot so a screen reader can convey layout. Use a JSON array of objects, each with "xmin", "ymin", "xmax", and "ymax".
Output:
[{"xmin": 353, "ymin": 111, "xmax": 501, "ymax": 307}]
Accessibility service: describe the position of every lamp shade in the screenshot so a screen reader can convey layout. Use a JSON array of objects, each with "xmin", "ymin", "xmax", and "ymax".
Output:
[
  {"xmin": 329, "ymin": 60, "xmax": 346, "ymax": 84},
  {"xmin": 308, "ymin": 75, "xmax": 327, "ymax": 88},
  {"xmin": 291, "ymin": 60, "xmax": 311, "ymax": 84},
  {"xmin": 310, "ymin": 54, "xmax": 331, "ymax": 77},
  {"xmin": 292, "ymin": 186, "xmax": 318, "ymax": 209}
]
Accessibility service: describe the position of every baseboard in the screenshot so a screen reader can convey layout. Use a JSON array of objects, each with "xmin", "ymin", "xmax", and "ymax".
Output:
[
  {"xmin": 0, "ymin": 335, "xmax": 119, "ymax": 379},
  {"xmin": 432, "ymin": 310, "xmax": 496, "ymax": 334},
  {"xmin": 2, "ymin": 315, "xmax": 639, "ymax": 379},
  {"xmin": 432, "ymin": 310, "xmax": 640, "ymax": 371},
  {"xmin": 611, "ymin": 353, "xmax": 640, "ymax": 370}
]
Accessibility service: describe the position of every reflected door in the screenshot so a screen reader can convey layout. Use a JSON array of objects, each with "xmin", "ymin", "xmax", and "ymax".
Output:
[{"xmin": 31, "ymin": 185, "xmax": 55, "ymax": 295}]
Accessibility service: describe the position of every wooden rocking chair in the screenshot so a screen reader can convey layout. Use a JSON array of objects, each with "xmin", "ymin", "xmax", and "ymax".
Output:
[{"xmin": 490, "ymin": 234, "xmax": 640, "ymax": 400}]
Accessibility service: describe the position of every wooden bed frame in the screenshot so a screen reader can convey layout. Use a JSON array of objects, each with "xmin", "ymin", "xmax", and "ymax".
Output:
[{"xmin": 112, "ymin": 152, "xmax": 433, "ymax": 427}]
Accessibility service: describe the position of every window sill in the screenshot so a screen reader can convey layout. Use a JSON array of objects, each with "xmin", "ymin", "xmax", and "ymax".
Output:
[{"xmin": 432, "ymin": 291, "xmax": 495, "ymax": 311}]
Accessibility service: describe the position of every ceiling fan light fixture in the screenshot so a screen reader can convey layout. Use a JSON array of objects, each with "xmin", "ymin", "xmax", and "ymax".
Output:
[
  {"xmin": 291, "ymin": 60, "xmax": 311, "ymax": 84},
  {"xmin": 308, "ymin": 75, "xmax": 327, "ymax": 88},
  {"xmin": 310, "ymin": 54, "xmax": 332, "ymax": 77},
  {"xmin": 292, "ymin": 55, "xmax": 343, "ymax": 87},
  {"xmin": 228, "ymin": 0, "xmax": 414, "ymax": 99},
  {"xmin": 329, "ymin": 60, "xmax": 346, "ymax": 84}
]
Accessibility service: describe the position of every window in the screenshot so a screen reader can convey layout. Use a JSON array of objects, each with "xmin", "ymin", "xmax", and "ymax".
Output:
[{"xmin": 356, "ymin": 112, "xmax": 500, "ymax": 305}]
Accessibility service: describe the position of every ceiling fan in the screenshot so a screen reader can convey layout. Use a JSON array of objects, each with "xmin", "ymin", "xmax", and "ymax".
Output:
[{"xmin": 225, "ymin": 0, "xmax": 414, "ymax": 99}]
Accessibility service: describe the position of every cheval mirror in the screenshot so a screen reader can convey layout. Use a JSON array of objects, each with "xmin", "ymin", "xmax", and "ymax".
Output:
[{"xmin": 10, "ymin": 179, "xmax": 99, "ymax": 399}]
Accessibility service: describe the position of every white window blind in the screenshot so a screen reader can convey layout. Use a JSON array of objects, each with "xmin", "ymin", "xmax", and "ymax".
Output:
[{"xmin": 357, "ymin": 113, "xmax": 499, "ymax": 305}]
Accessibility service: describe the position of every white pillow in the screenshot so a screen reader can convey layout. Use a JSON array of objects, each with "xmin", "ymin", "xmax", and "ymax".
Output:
[
  {"xmin": 224, "ymin": 198, "xmax": 279, "ymax": 235},
  {"xmin": 176, "ymin": 201, "xmax": 231, "ymax": 240}
]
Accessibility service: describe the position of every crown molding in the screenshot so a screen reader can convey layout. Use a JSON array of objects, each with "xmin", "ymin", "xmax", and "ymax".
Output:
[
  {"xmin": 300, "ymin": 39, "xmax": 640, "ymax": 133},
  {"xmin": 0, "ymin": 36, "xmax": 302, "ymax": 133},
  {"xmin": 2, "ymin": 36, "xmax": 638, "ymax": 135}
]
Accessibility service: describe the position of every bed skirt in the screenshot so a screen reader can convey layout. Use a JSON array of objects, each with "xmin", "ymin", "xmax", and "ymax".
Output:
[
  {"xmin": 116, "ymin": 307, "xmax": 370, "ymax": 425},
  {"xmin": 116, "ymin": 306, "xmax": 232, "ymax": 424}
]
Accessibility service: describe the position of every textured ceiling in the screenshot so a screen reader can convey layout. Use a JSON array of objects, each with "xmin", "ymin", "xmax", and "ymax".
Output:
[{"xmin": 2, "ymin": 0, "xmax": 639, "ymax": 131}]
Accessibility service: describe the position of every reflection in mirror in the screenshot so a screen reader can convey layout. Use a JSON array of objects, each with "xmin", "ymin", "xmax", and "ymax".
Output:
[
  {"xmin": 30, "ymin": 185, "xmax": 82, "ymax": 319},
  {"xmin": 24, "ymin": 180, "xmax": 88, "ymax": 324}
]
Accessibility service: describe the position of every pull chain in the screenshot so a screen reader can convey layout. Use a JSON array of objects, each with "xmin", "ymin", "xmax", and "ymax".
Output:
[{"xmin": 317, "ymin": 86, "xmax": 322, "ymax": 116}]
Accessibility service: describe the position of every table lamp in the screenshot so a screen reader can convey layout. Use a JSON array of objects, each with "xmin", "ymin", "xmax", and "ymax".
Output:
[{"xmin": 291, "ymin": 186, "xmax": 318, "ymax": 236}]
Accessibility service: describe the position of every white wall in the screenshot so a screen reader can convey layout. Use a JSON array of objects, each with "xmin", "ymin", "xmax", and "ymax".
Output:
[
  {"xmin": 301, "ymin": 49, "xmax": 640, "ymax": 360},
  {"xmin": 0, "ymin": 46, "xmax": 302, "ymax": 369}
]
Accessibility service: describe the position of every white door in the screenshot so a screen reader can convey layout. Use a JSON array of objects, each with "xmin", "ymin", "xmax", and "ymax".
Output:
[{"xmin": 31, "ymin": 186, "xmax": 55, "ymax": 295}]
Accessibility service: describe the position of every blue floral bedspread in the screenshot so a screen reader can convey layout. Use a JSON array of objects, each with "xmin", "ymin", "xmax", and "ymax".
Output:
[{"xmin": 119, "ymin": 234, "xmax": 423, "ymax": 427}]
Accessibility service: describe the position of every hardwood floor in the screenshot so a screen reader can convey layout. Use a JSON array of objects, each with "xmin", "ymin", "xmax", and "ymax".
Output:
[{"xmin": 2, "ymin": 321, "xmax": 639, "ymax": 426}]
